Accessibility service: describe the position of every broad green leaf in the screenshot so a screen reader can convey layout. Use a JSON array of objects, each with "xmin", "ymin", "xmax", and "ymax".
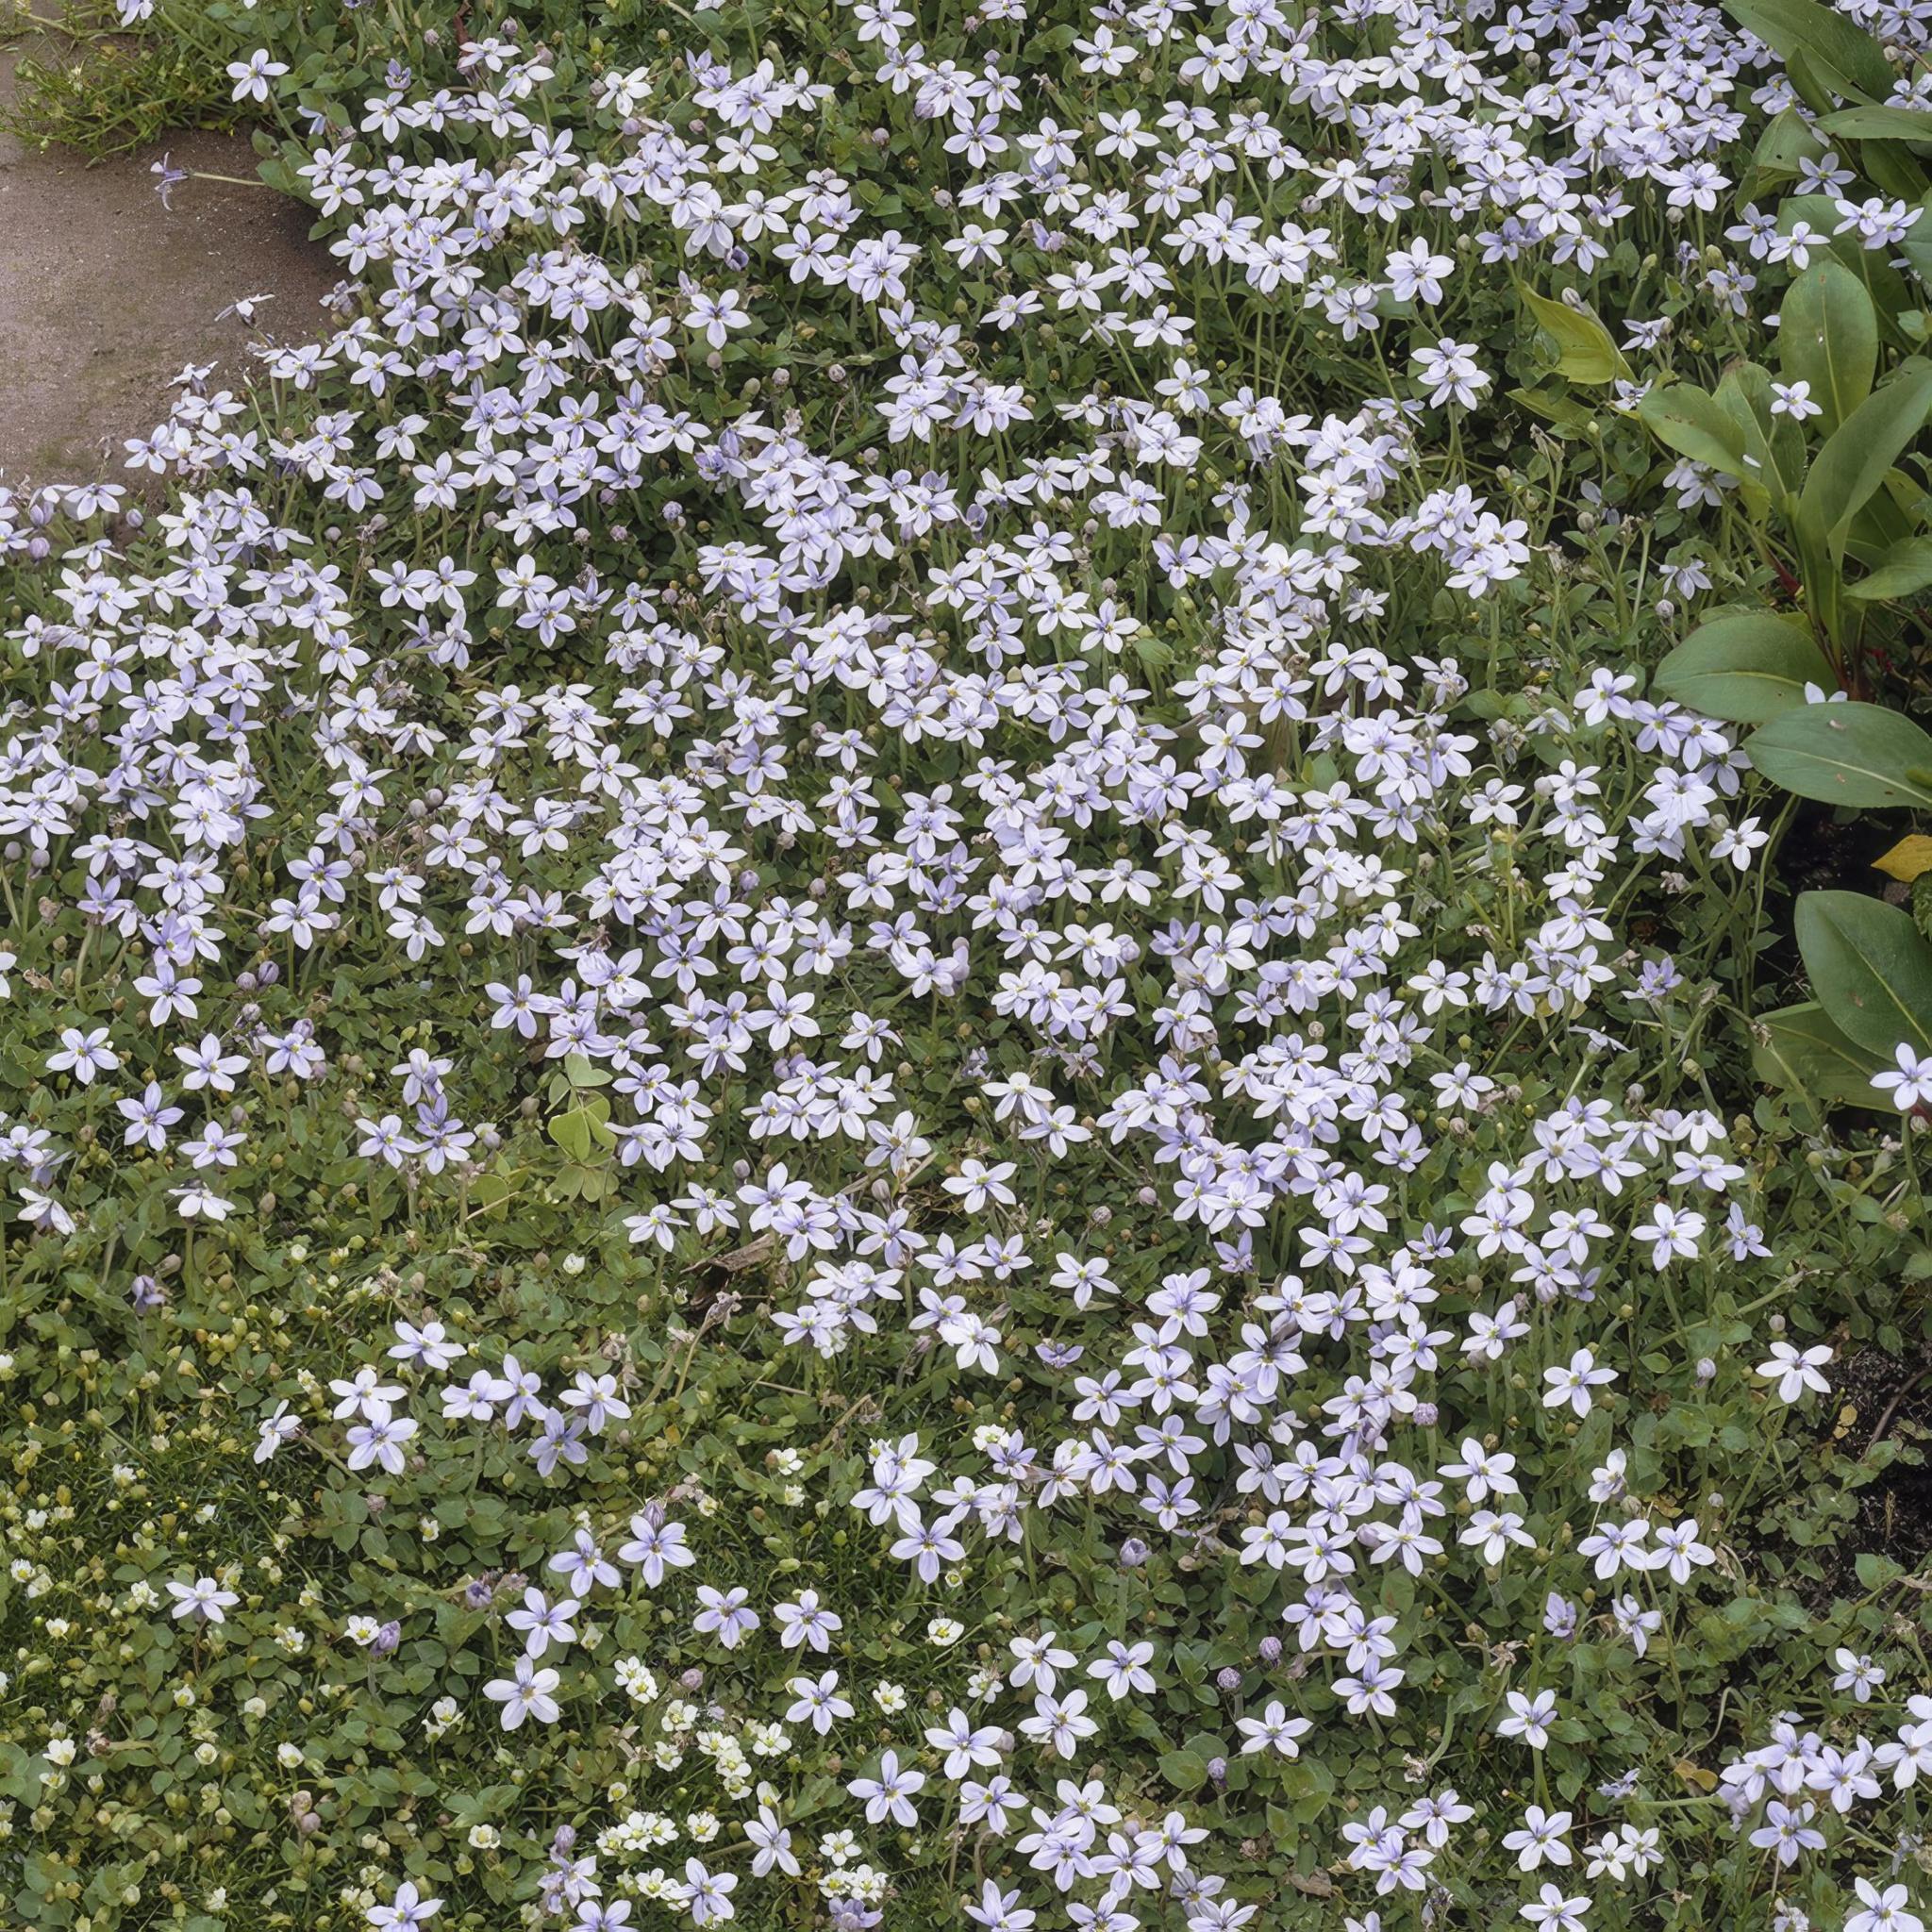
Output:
[
  {"xmin": 1515, "ymin": 283, "xmax": 1629, "ymax": 385},
  {"xmin": 1751, "ymin": 105, "xmax": 1824, "ymax": 184},
  {"xmin": 1721, "ymin": 0, "xmax": 1893, "ymax": 103},
  {"xmin": 1716, "ymin": 360, "xmax": 1807, "ymax": 502},
  {"xmin": 1904, "ymin": 187, "xmax": 1932, "ymax": 286},
  {"xmin": 1848, "ymin": 535, "xmax": 1932, "ymax": 600},
  {"xmin": 1637, "ymin": 382, "xmax": 1750, "ymax": 481},
  {"xmin": 1798, "ymin": 360, "xmax": 1932, "ymax": 558},
  {"xmin": 1746, "ymin": 701, "xmax": 1932, "ymax": 807},
  {"xmin": 1857, "ymin": 135, "xmax": 1932, "ymax": 206},
  {"xmin": 1654, "ymin": 609, "xmax": 1834, "ymax": 723},
  {"xmin": 1778, "ymin": 258, "xmax": 1876, "ymax": 432},
  {"xmin": 1795, "ymin": 889, "xmax": 1932, "ymax": 1058},
  {"xmin": 1780, "ymin": 195, "xmax": 1921, "ymax": 346},
  {"xmin": 1817, "ymin": 106, "xmax": 1932, "ymax": 143},
  {"xmin": 1753, "ymin": 1002, "xmax": 1890, "ymax": 1110},
  {"xmin": 1845, "ymin": 476, "xmax": 1918, "ymax": 566}
]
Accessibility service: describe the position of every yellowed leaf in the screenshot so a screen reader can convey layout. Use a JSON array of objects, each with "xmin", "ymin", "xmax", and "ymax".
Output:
[{"xmin": 1874, "ymin": 835, "xmax": 1932, "ymax": 882}]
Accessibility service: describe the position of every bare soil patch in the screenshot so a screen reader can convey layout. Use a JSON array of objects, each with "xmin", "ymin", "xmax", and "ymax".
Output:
[{"xmin": 0, "ymin": 33, "xmax": 339, "ymax": 483}]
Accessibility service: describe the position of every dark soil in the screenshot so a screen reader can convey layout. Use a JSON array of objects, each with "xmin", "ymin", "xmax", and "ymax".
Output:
[
  {"xmin": 1835, "ymin": 1345, "xmax": 1932, "ymax": 1575},
  {"xmin": 1752, "ymin": 801, "xmax": 1916, "ymax": 1006}
]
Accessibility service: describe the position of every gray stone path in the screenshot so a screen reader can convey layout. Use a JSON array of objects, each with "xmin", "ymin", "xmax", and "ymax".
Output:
[{"xmin": 0, "ymin": 32, "xmax": 339, "ymax": 484}]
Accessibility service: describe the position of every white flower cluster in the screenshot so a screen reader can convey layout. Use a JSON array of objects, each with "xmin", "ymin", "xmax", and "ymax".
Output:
[{"xmin": 2, "ymin": 0, "xmax": 1926, "ymax": 1924}]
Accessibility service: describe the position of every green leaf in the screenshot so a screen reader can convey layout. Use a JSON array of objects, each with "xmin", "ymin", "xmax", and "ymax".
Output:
[
  {"xmin": 1774, "ymin": 195, "xmax": 1923, "ymax": 348},
  {"xmin": 1654, "ymin": 609, "xmax": 1834, "ymax": 722},
  {"xmin": 1816, "ymin": 105, "xmax": 1932, "ymax": 144},
  {"xmin": 1799, "ymin": 361, "xmax": 1932, "ymax": 558},
  {"xmin": 1022, "ymin": 20, "xmax": 1077, "ymax": 56},
  {"xmin": 1158, "ymin": 1748, "xmax": 1209, "ymax": 1791},
  {"xmin": 1637, "ymin": 382, "xmax": 1750, "ymax": 484},
  {"xmin": 1857, "ymin": 1551, "xmax": 1907, "ymax": 1588},
  {"xmin": 1720, "ymin": 0, "xmax": 1893, "ymax": 103},
  {"xmin": 1745, "ymin": 701, "xmax": 1932, "ymax": 808},
  {"xmin": 1514, "ymin": 283, "xmax": 1629, "ymax": 385},
  {"xmin": 1750, "ymin": 105, "xmax": 1824, "ymax": 189},
  {"xmin": 1715, "ymin": 360, "xmax": 1807, "ymax": 503},
  {"xmin": 1859, "ymin": 135, "xmax": 1932, "ymax": 205},
  {"xmin": 548, "ymin": 1105, "xmax": 598, "ymax": 1158},
  {"xmin": 1795, "ymin": 889, "xmax": 1932, "ymax": 1058},
  {"xmin": 1752, "ymin": 1001, "xmax": 1890, "ymax": 1108},
  {"xmin": 1507, "ymin": 386, "xmax": 1596, "ymax": 429},
  {"xmin": 1848, "ymin": 535, "xmax": 1932, "ymax": 600},
  {"xmin": 1778, "ymin": 258, "xmax": 1876, "ymax": 433}
]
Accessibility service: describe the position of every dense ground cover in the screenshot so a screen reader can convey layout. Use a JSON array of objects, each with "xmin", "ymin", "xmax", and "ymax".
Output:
[{"xmin": 6, "ymin": 0, "xmax": 1932, "ymax": 1927}]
